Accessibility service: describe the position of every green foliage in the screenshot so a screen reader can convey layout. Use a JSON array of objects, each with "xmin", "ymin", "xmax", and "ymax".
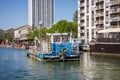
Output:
[
  {"xmin": 27, "ymin": 20, "xmax": 78, "ymax": 39},
  {"xmin": 0, "ymin": 29, "xmax": 5, "ymax": 39},
  {"xmin": 48, "ymin": 20, "xmax": 78, "ymax": 38},
  {"xmin": 73, "ymin": 9, "xmax": 78, "ymax": 22},
  {"xmin": 26, "ymin": 27, "xmax": 48, "ymax": 39},
  {"xmin": 4, "ymin": 33, "xmax": 14, "ymax": 42},
  {"xmin": 72, "ymin": 21, "xmax": 78, "ymax": 38},
  {"xmin": 39, "ymin": 27, "xmax": 47, "ymax": 39},
  {"xmin": 26, "ymin": 29, "xmax": 39, "ymax": 40}
]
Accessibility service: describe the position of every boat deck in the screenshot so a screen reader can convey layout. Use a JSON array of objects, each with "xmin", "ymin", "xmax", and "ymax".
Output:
[{"xmin": 27, "ymin": 53, "xmax": 80, "ymax": 62}]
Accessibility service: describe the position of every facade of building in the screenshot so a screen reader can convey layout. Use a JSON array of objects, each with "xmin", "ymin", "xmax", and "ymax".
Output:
[
  {"xmin": 28, "ymin": 0, "xmax": 54, "ymax": 28},
  {"xmin": 14, "ymin": 25, "xmax": 33, "ymax": 40},
  {"xmin": 78, "ymin": 0, "xmax": 120, "ymax": 44}
]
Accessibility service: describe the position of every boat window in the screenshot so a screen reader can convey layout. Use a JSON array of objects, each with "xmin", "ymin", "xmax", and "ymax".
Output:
[
  {"xmin": 62, "ymin": 35, "xmax": 70, "ymax": 43},
  {"xmin": 53, "ymin": 35, "xmax": 60, "ymax": 42}
]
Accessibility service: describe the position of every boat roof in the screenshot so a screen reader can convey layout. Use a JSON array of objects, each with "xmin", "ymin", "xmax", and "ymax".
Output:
[{"xmin": 98, "ymin": 28, "xmax": 120, "ymax": 33}]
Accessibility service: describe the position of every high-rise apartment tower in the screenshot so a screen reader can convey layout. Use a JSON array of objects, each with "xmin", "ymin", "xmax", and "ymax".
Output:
[
  {"xmin": 78, "ymin": 0, "xmax": 120, "ymax": 44},
  {"xmin": 28, "ymin": 0, "xmax": 54, "ymax": 28}
]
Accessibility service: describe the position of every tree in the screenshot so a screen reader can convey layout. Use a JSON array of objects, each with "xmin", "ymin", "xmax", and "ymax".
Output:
[
  {"xmin": 71, "ymin": 21, "xmax": 78, "ymax": 38},
  {"xmin": 0, "ymin": 29, "xmax": 5, "ymax": 42},
  {"xmin": 48, "ymin": 20, "xmax": 78, "ymax": 38},
  {"xmin": 48, "ymin": 20, "xmax": 70, "ymax": 33},
  {"xmin": 39, "ymin": 27, "xmax": 48, "ymax": 39},
  {"xmin": 26, "ymin": 29, "xmax": 39, "ymax": 40},
  {"xmin": 4, "ymin": 28, "xmax": 14, "ymax": 43},
  {"xmin": 26, "ymin": 27, "xmax": 48, "ymax": 40},
  {"xmin": 27, "ymin": 20, "xmax": 78, "ymax": 39},
  {"xmin": 73, "ymin": 9, "xmax": 78, "ymax": 22},
  {"xmin": 4, "ymin": 33, "xmax": 14, "ymax": 42}
]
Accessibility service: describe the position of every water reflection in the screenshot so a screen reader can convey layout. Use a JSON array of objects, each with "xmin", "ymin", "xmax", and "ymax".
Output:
[
  {"xmin": 27, "ymin": 58, "xmax": 82, "ymax": 80},
  {"xmin": 80, "ymin": 52, "xmax": 120, "ymax": 80},
  {"xmin": 27, "ymin": 52, "xmax": 120, "ymax": 80},
  {"xmin": 0, "ymin": 47, "xmax": 120, "ymax": 80}
]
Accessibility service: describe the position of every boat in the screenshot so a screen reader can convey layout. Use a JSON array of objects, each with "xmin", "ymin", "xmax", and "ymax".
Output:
[
  {"xmin": 27, "ymin": 32, "xmax": 81, "ymax": 62},
  {"xmin": 90, "ymin": 28, "xmax": 120, "ymax": 53}
]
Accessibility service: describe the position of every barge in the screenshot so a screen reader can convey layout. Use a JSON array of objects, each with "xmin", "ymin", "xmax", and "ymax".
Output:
[{"xmin": 27, "ymin": 33, "xmax": 81, "ymax": 62}]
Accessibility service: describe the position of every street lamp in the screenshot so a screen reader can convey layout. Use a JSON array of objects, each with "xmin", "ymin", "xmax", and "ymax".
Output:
[
  {"xmin": 39, "ymin": 21, "xmax": 42, "ymax": 29},
  {"xmin": 38, "ymin": 21, "xmax": 43, "ymax": 38}
]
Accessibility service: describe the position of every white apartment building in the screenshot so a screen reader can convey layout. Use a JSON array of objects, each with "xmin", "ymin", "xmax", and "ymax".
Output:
[
  {"xmin": 78, "ymin": 0, "xmax": 120, "ymax": 44},
  {"xmin": 28, "ymin": 0, "xmax": 54, "ymax": 28}
]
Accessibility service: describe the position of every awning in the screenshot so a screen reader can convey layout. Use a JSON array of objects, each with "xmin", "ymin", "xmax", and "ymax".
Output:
[{"xmin": 98, "ymin": 28, "xmax": 120, "ymax": 33}]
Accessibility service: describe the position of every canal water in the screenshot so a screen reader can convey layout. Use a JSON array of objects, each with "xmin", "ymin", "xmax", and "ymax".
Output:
[{"xmin": 0, "ymin": 47, "xmax": 120, "ymax": 80}]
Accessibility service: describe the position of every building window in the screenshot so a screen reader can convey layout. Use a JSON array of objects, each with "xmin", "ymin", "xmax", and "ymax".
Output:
[
  {"xmin": 87, "ymin": 5, "xmax": 89, "ymax": 13},
  {"xmin": 92, "ymin": 0, "xmax": 94, "ymax": 5},
  {"xmin": 28, "ymin": 28, "xmax": 31, "ymax": 31},
  {"xmin": 106, "ymin": 21, "xmax": 109, "ymax": 24},
  {"xmin": 19, "ymin": 30, "xmax": 21, "ymax": 34}
]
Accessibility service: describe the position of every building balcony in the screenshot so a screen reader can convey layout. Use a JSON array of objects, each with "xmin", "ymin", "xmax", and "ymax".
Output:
[
  {"xmin": 80, "ymin": 3, "xmax": 85, "ymax": 7},
  {"xmin": 110, "ymin": 17, "xmax": 120, "ymax": 22},
  {"xmin": 80, "ymin": 16, "xmax": 85, "ymax": 20},
  {"xmin": 95, "ymin": 5, "xmax": 104, "ymax": 10},
  {"xmin": 80, "ymin": 23, "xmax": 85, "ymax": 27},
  {"xmin": 110, "ymin": 8, "xmax": 120, "ymax": 14},
  {"xmin": 80, "ymin": 0, "xmax": 84, "ymax": 2},
  {"xmin": 80, "ymin": 36, "xmax": 85, "ymax": 40},
  {"xmin": 96, "ymin": 21, "xmax": 104, "ymax": 24},
  {"xmin": 99, "ymin": 5, "xmax": 104, "ymax": 9},
  {"xmin": 95, "ymin": 0, "xmax": 104, "ymax": 3},
  {"xmin": 80, "ymin": 30, "xmax": 85, "ymax": 33},
  {"xmin": 110, "ymin": 0, "xmax": 120, "ymax": 6},
  {"xmin": 80, "ymin": 10, "xmax": 85, "ymax": 13},
  {"xmin": 95, "ymin": 13, "xmax": 104, "ymax": 17},
  {"xmin": 110, "ymin": 25, "xmax": 120, "ymax": 28},
  {"xmin": 96, "ymin": 27, "xmax": 103, "ymax": 31}
]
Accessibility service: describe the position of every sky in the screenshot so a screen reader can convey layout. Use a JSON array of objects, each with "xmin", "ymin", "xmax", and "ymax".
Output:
[{"xmin": 0, "ymin": 0, "xmax": 77, "ymax": 30}]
